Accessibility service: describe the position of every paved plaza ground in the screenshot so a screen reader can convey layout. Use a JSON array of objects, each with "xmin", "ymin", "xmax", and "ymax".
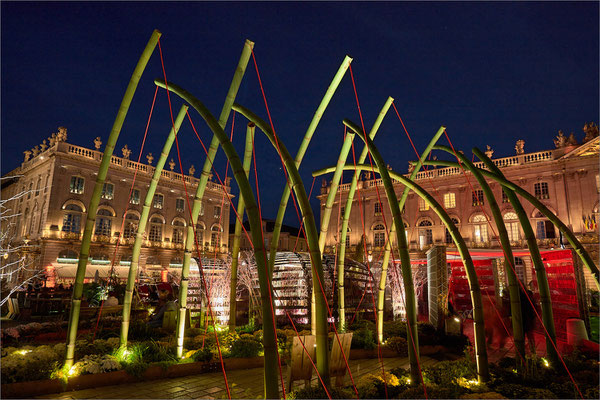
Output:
[{"xmin": 35, "ymin": 356, "xmax": 440, "ymax": 399}]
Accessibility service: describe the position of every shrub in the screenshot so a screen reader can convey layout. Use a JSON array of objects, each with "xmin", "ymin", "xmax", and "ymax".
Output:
[
  {"xmin": 229, "ymin": 337, "xmax": 262, "ymax": 358},
  {"xmin": 386, "ymin": 336, "xmax": 408, "ymax": 356},
  {"xmin": 141, "ymin": 340, "xmax": 176, "ymax": 363},
  {"xmin": 70, "ymin": 354, "xmax": 121, "ymax": 375},
  {"xmin": 423, "ymin": 359, "xmax": 476, "ymax": 387},
  {"xmin": 494, "ymin": 383, "xmax": 556, "ymax": 399},
  {"xmin": 290, "ymin": 385, "xmax": 354, "ymax": 399},
  {"xmin": 399, "ymin": 384, "xmax": 458, "ymax": 399},
  {"xmin": 351, "ymin": 326, "xmax": 376, "ymax": 350},
  {"xmin": 1, "ymin": 345, "xmax": 62, "ymax": 383},
  {"xmin": 192, "ymin": 347, "xmax": 213, "ymax": 363}
]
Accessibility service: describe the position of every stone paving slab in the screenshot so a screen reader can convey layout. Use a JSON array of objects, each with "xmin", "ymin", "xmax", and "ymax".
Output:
[{"xmin": 34, "ymin": 356, "xmax": 434, "ymax": 399}]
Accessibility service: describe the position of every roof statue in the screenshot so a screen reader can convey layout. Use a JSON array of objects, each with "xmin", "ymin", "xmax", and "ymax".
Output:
[{"xmin": 515, "ymin": 139, "xmax": 525, "ymax": 155}]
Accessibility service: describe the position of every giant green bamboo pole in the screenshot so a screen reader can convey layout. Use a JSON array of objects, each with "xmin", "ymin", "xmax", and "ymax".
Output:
[
  {"xmin": 232, "ymin": 103, "xmax": 331, "ymax": 385},
  {"xmin": 64, "ymin": 29, "xmax": 161, "ymax": 368},
  {"xmin": 432, "ymin": 145, "xmax": 526, "ymax": 365},
  {"xmin": 374, "ymin": 126, "xmax": 446, "ymax": 343},
  {"xmin": 175, "ymin": 39, "xmax": 254, "ymax": 359},
  {"xmin": 472, "ymin": 148, "xmax": 558, "ymax": 363},
  {"xmin": 423, "ymin": 158, "xmax": 600, "ymax": 291},
  {"xmin": 336, "ymin": 97, "xmax": 393, "ymax": 332},
  {"xmin": 341, "ymin": 120, "xmax": 423, "ymax": 384},
  {"xmin": 228, "ymin": 123, "xmax": 255, "ymax": 331},
  {"xmin": 310, "ymin": 130, "xmax": 356, "ymax": 334},
  {"xmin": 154, "ymin": 80, "xmax": 283, "ymax": 398},
  {"xmin": 268, "ymin": 56, "xmax": 352, "ymax": 275},
  {"xmin": 314, "ymin": 162, "xmax": 491, "ymax": 382},
  {"xmin": 120, "ymin": 105, "xmax": 188, "ymax": 347}
]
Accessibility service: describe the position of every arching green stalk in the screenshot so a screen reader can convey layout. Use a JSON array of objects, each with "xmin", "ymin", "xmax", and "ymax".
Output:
[
  {"xmin": 341, "ymin": 120, "xmax": 422, "ymax": 384},
  {"xmin": 175, "ymin": 39, "xmax": 254, "ymax": 359},
  {"xmin": 154, "ymin": 80, "xmax": 282, "ymax": 398},
  {"xmin": 120, "ymin": 105, "xmax": 188, "ymax": 347},
  {"xmin": 374, "ymin": 126, "xmax": 446, "ymax": 343},
  {"xmin": 228, "ymin": 123, "xmax": 255, "ymax": 330},
  {"xmin": 472, "ymin": 148, "xmax": 559, "ymax": 363},
  {"xmin": 432, "ymin": 145, "xmax": 526, "ymax": 366},
  {"xmin": 65, "ymin": 29, "xmax": 161, "ymax": 368},
  {"xmin": 315, "ymin": 162, "xmax": 491, "ymax": 382},
  {"xmin": 337, "ymin": 97, "xmax": 393, "ymax": 332},
  {"xmin": 232, "ymin": 103, "xmax": 331, "ymax": 385},
  {"xmin": 424, "ymin": 158, "xmax": 600, "ymax": 291},
  {"xmin": 268, "ymin": 56, "xmax": 352, "ymax": 275},
  {"xmin": 310, "ymin": 129, "xmax": 356, "ymax": 334}
]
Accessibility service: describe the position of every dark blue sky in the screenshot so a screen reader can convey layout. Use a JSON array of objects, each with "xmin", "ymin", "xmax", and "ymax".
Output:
[{"xmin": 2, "ymin": 2, "xmax": 598, "ymax": 226}]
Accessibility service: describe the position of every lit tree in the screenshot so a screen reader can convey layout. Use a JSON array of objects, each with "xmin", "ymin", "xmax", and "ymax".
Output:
[{"xmin": 0, "ymin": 176, "xmax": 43, "ymax": 307}]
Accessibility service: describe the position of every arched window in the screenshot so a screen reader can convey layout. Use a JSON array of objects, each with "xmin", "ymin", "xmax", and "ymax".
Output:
[
  {"xmin": 503, "ymin": 212, "xmax": 520, "ymax": 242},
  {"xmin": 22, "ymin": 208, "xmax": 30, "ymax": 237},
  {"xmin": 211, "ymin": 225, "xmax": 222, "ymax": 248},
  {"xmin": 418, "ymin": 219, "xmax": 433, "ymax": 249},
  {"xmin": 149, "ymin": 217, "xmax": 163, "ymax": 242},
  {"xmin": 123, "ymin": 212, "xmax": 139, "ymax": 239},
  {"xmin": 95, "ymin": 209, "xmax": 112, "ymax": 236},
  {"xmin": 172, "ymin": 219, "xmax": 185, "ymax": 244},
  {"xmin": 29, "ymin": 203, "xmax": 39, "ymax": 235},
  {"xmin": 373, "ymin": 223, "xmax": 385, "ymax": 248},
  {"xmin": 472, "ymin": 214, "xmax": 488, "ymax": 243},
  {"xmin": 514, "ymin": 257, "xmax": 525, "ymax": 283},
  {"xmin": 445, "ymin": 217, "xmax": 460, "ymax": 244},
  {"xmin": 62, "ymin": 204, "xmax": 83, "ymax": 233}
]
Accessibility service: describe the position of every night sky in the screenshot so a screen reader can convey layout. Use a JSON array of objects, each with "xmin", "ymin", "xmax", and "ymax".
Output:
[{"xmin": 2, "ymin": 2, "xmax": 598, "ymax": 226}]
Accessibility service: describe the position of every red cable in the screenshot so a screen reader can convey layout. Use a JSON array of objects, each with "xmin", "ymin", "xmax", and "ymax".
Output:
[
  {"xmin": 251, "ymin": 51, "xmax": 360, "ymax": 397},
  {"xmin": 92, "ymin": 86, "xmax": 160, "ymax": 341},
  {"xmin": 157, "ymin": 38, "xmax": 231, "ymax": 400},
  {"xmin": 251, "ymin": 133, "xmax": 288, "ymax": 399}
]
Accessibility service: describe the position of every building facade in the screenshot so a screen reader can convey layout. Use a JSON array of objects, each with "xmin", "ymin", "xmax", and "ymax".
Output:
[
  {"xmin": 228, "ymin": 219, "xmax": 307, "ymax": 253},
  {"xmin": 1, "ymin": 127, "xmax": 231, "ymax": 284},
  {"xmin": 318, "ymin": 125, "xmax": 599, "ymax": 289}
]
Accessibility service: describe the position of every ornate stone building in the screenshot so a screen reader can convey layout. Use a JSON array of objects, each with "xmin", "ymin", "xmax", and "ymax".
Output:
[
  {"xmin": 1, "ymin": 127, "xmax": 231, "ymax": 284},
  {"xmin": 318, "ymin": 124, "xmax": 599, "ymax": 289}
]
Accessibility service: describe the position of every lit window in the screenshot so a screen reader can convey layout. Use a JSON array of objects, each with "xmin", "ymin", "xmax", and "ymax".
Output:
[
  {"xmin": 176, "ymin": 198, "xmax": 185, "ymax": 213},
  {"xmin": 472, "ymin": 214, "xmax": 488, "ymax": 243},
  {"xmin": 123, "ymin": 213, "xmax": 139, "ymax": 238},
  {"xmin": 101, "ymin": 183, "xmax": 114, "ymax": 200},
  {"xmin": 172, "ymin": 220, "xmax": 185, "ymax": 244},
  {"xmin": 130, "ymin": 189, "xmax": 140, "ymax": 205},
  {"xmin": 35, "ymin": 176, "xmax": 41, "ymax": 194},
  {"xmin": 153, "ymin": 194, "xmax": 164, "ymax": 209},
  {"xmin": 534, "ymin": 182, "xmax": 549, "ymax": 200},
  {"xmin": 70, "ymin": 176, "xmax": 85, "ymax": 194},
  {"xmin": 472, "ymin": 190, "xmax": 484, "ymax": 206},
  {"xmin": 211, "ymin": 225, "xmax": 221, "ymax": 248},
  {"xmin": 503, "ymin": 212, "xmax": 519, "ymax": 242},
  {"xmin": 214, "ymin": 205, "xmax": 221, "ymax": 219},
  {"xmin": 62, "ymin": 204, "xmax": 83, "ymax": 233},
  {"xmin": 418, "ymin": 220, "xmax": 433, "ymax": 249},
  {"xmin": 95, "ymin": 209, "xmax": 112, "ymax": 236},
  {"xmin": 149, "ymin": 217, "xmax": 163, "ymax": 242},
  {"xmin": 419, "ymin": 198, "xmax": 430, "ymax": 211},
  {"xmin": 374, "ymin": 202, "xmax": 382, "ymax": 215},
  {"xmin": 444, "ymin": 193, "xmax": 456, "ymax": 209},
  {"xmin": 373, "ymin": 224, "xmax": 385, "ymax": 248},
  {"xmin": 502, "ymin": 189, "xmax": 510, "ymax": 203}
]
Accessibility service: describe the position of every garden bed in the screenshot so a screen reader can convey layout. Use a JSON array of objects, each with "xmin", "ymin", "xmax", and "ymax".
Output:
[{"xmin": 1, "ymin": 357, "xmax": 263, "ymax": 398}]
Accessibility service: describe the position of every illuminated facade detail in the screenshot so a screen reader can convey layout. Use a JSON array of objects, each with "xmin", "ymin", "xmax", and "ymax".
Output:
[
  {"xmin": 319, "ymin": 133, "xmax": 599, "ymax": 289},
  {"xmin": 1, "ymin": 129, "xmax": 231, "ymax": 282}
]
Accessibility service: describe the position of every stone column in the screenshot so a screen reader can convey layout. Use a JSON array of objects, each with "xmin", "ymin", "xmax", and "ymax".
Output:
[{"xmin": 427, "ymin": 245, "xmax": 448, "ymax": 330}]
